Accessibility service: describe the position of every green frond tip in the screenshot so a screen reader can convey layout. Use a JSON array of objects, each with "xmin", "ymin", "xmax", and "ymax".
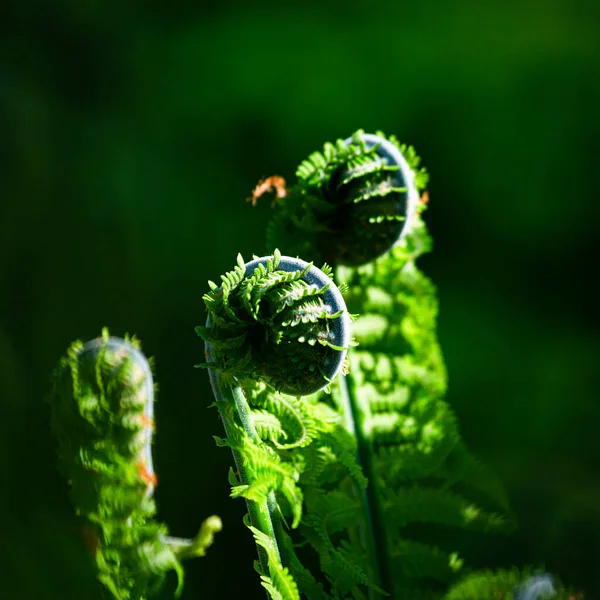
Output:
[{"xmin": 162, "ymin": 515, "xmax": 223, "ymax": 560}]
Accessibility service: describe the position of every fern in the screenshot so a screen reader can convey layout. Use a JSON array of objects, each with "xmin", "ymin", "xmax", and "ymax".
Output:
[
  {"xmin": 199, "ymin": 130, "xmax": 583, "ymax": 599},
  {"xmin": 48, "ymin": 329, "xmax": 221, "ymax": 599}
]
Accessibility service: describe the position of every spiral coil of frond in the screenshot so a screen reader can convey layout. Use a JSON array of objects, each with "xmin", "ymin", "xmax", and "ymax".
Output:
[
  {"xmin": 197, "ymin": 249, "xmax": 351, "ymax": 396},
  {"xmin": 266, "ymin": 130, "xmax": 428, "ymax": 267}
]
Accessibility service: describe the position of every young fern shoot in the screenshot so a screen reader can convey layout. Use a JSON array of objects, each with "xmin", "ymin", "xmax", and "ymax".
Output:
[
  {"xmin": 48, "ymin": 329, "xmax": 221, "ymax": 600},
  {"xmin": 197, "ymin": 251, "xmax": 387, "ymax": 599}
]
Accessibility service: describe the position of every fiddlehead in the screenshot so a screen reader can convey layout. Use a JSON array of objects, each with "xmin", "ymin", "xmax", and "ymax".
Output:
[
  {"xmin": 197, "ymin": 249, "xmax": 350, "ymax": 397},
  {"xmin": 48, "ymin": 328, "xmax": 221, "ymax": 600},
  {"xmin": 266, "ymin": 130, "xmax": 428, "ymax": 266}
]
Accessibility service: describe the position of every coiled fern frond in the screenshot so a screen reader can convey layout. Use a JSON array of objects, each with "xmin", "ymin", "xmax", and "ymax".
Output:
[{"xmin": 48, "ymin": 329, "xmax": 221, "ymax": 600}]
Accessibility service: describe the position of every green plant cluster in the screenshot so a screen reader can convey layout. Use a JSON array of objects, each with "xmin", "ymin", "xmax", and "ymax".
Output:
[{"xmin": 46, "ymin": 131, "xmax": 584, "ymax": 600}]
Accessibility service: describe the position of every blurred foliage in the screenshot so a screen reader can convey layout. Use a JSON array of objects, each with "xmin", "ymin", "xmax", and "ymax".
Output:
[{"xmin": 1, "ymin": 0, "xmax": 599, "ymax": 598}]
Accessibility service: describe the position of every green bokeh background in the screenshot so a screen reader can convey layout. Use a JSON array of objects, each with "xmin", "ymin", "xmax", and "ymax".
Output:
[{"xmin": 1, "ymin": 1, "xmax": 599, "ymax": 598}]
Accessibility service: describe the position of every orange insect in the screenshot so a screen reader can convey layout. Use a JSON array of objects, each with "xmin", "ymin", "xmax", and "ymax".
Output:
[{"xmin": 247, "ymin": 175, "xmax": 288, "ymax": 207}]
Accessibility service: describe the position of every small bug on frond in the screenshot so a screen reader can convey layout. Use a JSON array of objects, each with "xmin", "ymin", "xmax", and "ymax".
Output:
[{"xmin": 247, "ymin": 175, "xmax": 288, "ymax": 207}]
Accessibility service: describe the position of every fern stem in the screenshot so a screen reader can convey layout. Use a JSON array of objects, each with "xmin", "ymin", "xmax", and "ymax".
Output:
[
  {"xmin": 207, "ymin": 362, "xmax": 284, "ymax": 574},
  {"xmin": 339, "ymin": 372, "xmax": 391, "ymax": 598}
]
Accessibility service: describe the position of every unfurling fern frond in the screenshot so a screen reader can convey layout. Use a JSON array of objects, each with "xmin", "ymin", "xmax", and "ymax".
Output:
[
  {"xmin": 48, "ymin": 329, "xmax": 221, "ymax": 600},
  {"xmin": 266, "ymin": 130, "xmax": 427, "ymax": 267},
  {"xmin": 198, "ymin": 252, "xmax": 376, "ymax": 599}
]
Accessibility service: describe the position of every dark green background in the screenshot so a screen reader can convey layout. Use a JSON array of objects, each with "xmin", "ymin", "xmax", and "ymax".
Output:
[{"xmin": 1, "ymin": 1, "xmax": 599, "ymax": 598}]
